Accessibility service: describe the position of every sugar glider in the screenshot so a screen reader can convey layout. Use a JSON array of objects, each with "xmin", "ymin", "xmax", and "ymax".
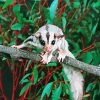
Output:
[{"xmin": 12, "ymin": 24, "xmax": 84, "ymax": 100}]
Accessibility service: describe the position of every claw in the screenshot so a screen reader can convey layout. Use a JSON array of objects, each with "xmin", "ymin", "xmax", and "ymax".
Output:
[
  {"xmin": 40, "ymin": 52, "xmax": 48, "ymax": 64},
  {"xmin": 11, "ymin": 45, "xmax": 20, "ymax": 49},
  {"xmin": 57, "ymin": 49, "xmax": 66, "ymax": 62}
]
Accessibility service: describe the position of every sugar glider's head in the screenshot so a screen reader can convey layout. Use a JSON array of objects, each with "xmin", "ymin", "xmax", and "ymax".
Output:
[{"xmin": 35, "ymin": 30, "xmax": 64, "ymax": 53}]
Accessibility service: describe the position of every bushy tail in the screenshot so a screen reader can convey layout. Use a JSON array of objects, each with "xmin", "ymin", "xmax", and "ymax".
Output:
[{"xmin": 63, "ymin": 64, "xmax": 84, "ymax": 100}]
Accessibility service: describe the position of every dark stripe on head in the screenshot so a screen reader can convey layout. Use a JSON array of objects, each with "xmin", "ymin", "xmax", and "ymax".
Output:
[
  {"xmin": 45, "ymin": 24, "xmax": 49, "ymax": 31},
  {"xmin": 46, "ymin": 32, "xmax": 50, "ymax": 43},
  {"xmin": 24, "ymin": 38, "xmax": 33, "ymax": 43},
  {"xmin": 54, "ymin": 34, "xmax": 65, "ymax": 39},
  {"xmin": 45, "ymin": 24, "xmax": 50, "ymax": 43},
  {"xmin": 39, "ymin": 34, "xmax": 42, "ymax": 40},
  {"xmin": 38, "ymin": 35, "xmax": 45, "ymax": 46}
]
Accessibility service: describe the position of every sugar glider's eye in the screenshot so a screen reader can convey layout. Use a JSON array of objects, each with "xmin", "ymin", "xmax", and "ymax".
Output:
[
  {"xmin": 40, "ymin": 40, "xmax": 45, "ymax": 46},
  {"xmin": 51, "ymin": 40, "xmax": 55, "ymax": 45}
]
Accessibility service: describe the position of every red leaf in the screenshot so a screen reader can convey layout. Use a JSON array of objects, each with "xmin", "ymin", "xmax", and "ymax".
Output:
[{"xmin": 14, "ymin": 30, "xmax": 19, "ymax": 36}]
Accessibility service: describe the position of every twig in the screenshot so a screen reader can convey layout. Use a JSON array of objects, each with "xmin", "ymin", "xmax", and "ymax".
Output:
[{"xmin": 0, "ymin": 45, "xmax": 100, "ymax": 76}]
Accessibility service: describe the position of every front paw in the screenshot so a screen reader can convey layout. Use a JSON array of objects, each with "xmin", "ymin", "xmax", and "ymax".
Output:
[
  {"xmin": 57, "ymin": 50, "xmax": 66, "ymax": 62},
  {"xmin": 57, "ymin": 55, "xmax": 66, "ymax": 62},
  {"xmin": 40, "ymin": 52, "xmax": 52, "ymax": 64},
  {"xmin": 40, "ymin": 52, "xmax": 49, "ymax": 64}
]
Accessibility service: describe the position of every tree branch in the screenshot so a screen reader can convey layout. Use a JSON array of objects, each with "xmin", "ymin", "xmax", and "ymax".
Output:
[{"xmin": 0, "ymin": 45, "xmax": 100, "ymax": 76}]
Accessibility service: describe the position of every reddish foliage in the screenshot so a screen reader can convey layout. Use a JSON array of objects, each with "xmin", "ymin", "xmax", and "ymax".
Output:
[{"xmin": 14, "ymin": 30, "xmax": 19, "ymax": 36}]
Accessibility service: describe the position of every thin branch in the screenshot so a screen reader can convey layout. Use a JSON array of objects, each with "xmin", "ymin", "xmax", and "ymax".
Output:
[{"xmin": 0, "ymin": 45, "xmax": 100, "ymax": 76}]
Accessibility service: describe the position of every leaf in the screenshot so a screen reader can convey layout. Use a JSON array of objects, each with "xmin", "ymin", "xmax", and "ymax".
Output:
[
  {"xmin": 38, "ymin": 71, "xmax": 45, "ymax": 82},
  {"xmin": 20, "ymin": 73, "xmax": 31, "ymax": 84},
  {"xmin": 0, "ymin": 14, "xmax": 8, "ymax": 21},
  {"xmin": 0, "ymin": 35, "xmax": 2, "ymax": 44},
  {"xmin": 64, "ymin": 0, "xmax": 70, "ymax": 6},
  {"xmin": 19, "ymin": 82, "xmax": 32, "ymax": 96},
  {"xmin": 83, "ymin": 0, "xmax": 87, "ymax": 6},
  {"xmin": 62, "ymin": 17, "xmax": 67, "ymax": 32},
  {"xmin": 73, "ymin": 2, "xmax": 80, "ymax": 8},
  {"xmin": 26, "ymin": 60, "xmax": 32, "ymax": 71},
  {"xmin": 80, "ymin": 52, "xmax": 93, "ymax": 64},
  {"xmin": 92, "ymin": 2, "xmax": 100, "ymax": 8},
  {"xmin": 86, "ymin": 83, "xmax": 92, "ymax": 92},
  {"xmin": 46, "ymin": 62, "xmax": 57, "ymax": 67},
  {"xmin": 95, "ymin": 42, "xmax": 100, "ymax": 48},
  {"xmin": 67, "ymin": 39, "xmax": 81, "ymax": 56},
  {"xmin": 3, "ymin": 0, "xmax": 13, "ymax": 9},
  {"xmin": 52, "ymin": 73, "xmax": 58, "ymax": 80},
  {"xmin": 86, "ymin": 83, "xmax": 96, "ymax": 92},
  {"xmin": 41, "ymin": 82, "xmax": 53, "ymax": 100},
  {"xmin": 52, "ymin": 84, "xmax": 62, "ymax": 100},
  {"xmin": 0, "ymin": 0, "xmax": 6, "ymax": 2},
  {"xmin": 92, "ymin": 20, "xmax": 99, "ymax": 35},
  {"xmin": 12, "ymin": 4, "xmax": 24, "ymax": 23},
  {"xmin": 91, "ymin": 50, "xmax": 100, "ymax": 65},
  {"xmin": 61, "ymin": 68, "xmax": 69, "ymax": 81},
  {"xmin": 20, "ymin": 79, "xmax": 29, "ymax": 84},
  {"xmin": 9, "ymin": 37, "xmax": 16, "ymax": 46},
  {"xmin": 62, "ymin": 84, "xmax": 73, "ymax": 100},
  {"xmin": 93, "ymin": 90, "xmax": 99, "ymax": 100},
  {"xmin": 32, "ymin": 66, "xmax": 38, "ymax": 84},
  {"xmin": 13, "ymin": 4, "xmax": 20, "ymax": 15},
  {"xmin": 18, "ymin": 34, "xmax": 26, "ymax": 40},
  {"xmin": 11, "ymin": 23, "xmax": 23, "ymax": 31},
  {"xmin": 49, "ymin": 0, "xmax": 58, "ymax": 20}
]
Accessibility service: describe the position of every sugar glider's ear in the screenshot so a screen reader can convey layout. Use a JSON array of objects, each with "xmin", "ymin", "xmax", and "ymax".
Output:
[
  {"xmin": 34, "ymin": 32, "xmax": 41, "ymax": 38},
  {"xmin": 54, "ymin": 33, "xmax": 65, "ymax": 39}
]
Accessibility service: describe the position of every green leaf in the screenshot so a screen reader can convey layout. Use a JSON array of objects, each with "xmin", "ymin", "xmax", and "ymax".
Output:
[
  {"xmin": 86, "ymin": 83, "xmax": 96, "ymax": 92},
  {"xmin": 92, "ymin": 20, "xmax": 99, "ymax": 35},
  {"xmin": 83, "ymin": 0, "xmax": 87, "ymax": 6},
  {"xmin": 86, "ymin": 83, "xmax": 92, "ymax": 92},
  {"xmin": 18, "ymin": 34, "xmax": 26, "ymax": 40},
  {"xmin": 44, "ymin": 7, "xmax": 50, "ymax": 23},
  {"xmin": 73, "ymin": 2, "xmax": 80, "ymax": 8},
  {"xmin": 95, "ymin": 42, "xmax": 100, "ymax": 48},
  {"xmin": 9, "ymin": 37, "xmax": 16, "ymax": 46},
  {"xmin": 92, "ymin": 2, "xmax": 100, "ymax": 8},
  {"xmin": 20, "ymin": 73, "xmax": 31, "ymax": 84},
  {"xmin": 49, "ymin": 0, "xmax": 58, "ymax": 20},
  {"xmin": 12, "ymin": 4, "xmax": 24, "ymax": 23},
  {"xmin": 46, "ymin": 62, "xmax": 57, "ymax": 67},
  {"xmin": 11, "ymin": 23, "xmax": 23, "ymax": 31},
  {"xmin": 0, "ymin": 14, "xmax": 8, "ymax": 21},
  {"xmin": 64, "ymin": 0, "xmax": 70, "ymax": 6},
  {"xmin": 26, "ymin": 60, "xmax": 32, "ymax": 71},
  {"xmin": 61, "ymin": 68, "xmax": 69, "ymax": 81},
  {"xmin": 41, "ymin": 82, "xmax": 53, "ymax": 100},
  {"xmin": 52, "ymin": 84, "xmax": 62, "ymax": 100},
  {"xmin": 0, "ymin": 0, "xmax": 6, "ymax": 2},
  {"xmin": 80, "ymin": 52, "xmax": 93, "ymax": 64},
  {"xmin": 38, "ymin": 71, "xmax": 45, "ymax": 82},
  {"xmin": 13, "ymin": 4, "xmax": 20, "ymax": 15},
  {"xmin": 20, "ymin": 79, "xmax": 29, "ymax": 84},
  {"xmin": 62, "ymin": 17, "xmax": 67, "ymax": 32},
  {"xmin": 19, "ymin": 82, "xmax": 32, "ymax": 96},
  {"xmin": 91, "ymin": 50, "xmax": 100, "ymax": 65},
  {"xmin": 3, "ymin": 0, "xmax": 13, "ymax": 9},
  {"xmin": 52, "ymin": 73, "xmax": 58, "ymax": 80},
  {"xmin": 33, "ymin": 66, "xmax": 38, "ymax": 84},
  {"xmin": 93, "ymin": 90, "xmax": 98, "ymax": 100},
  {"xmin": 0, "ymin": 35, "xmax": 2, "ymax": 44},
  {"xmin": 67, "ymin": 39, "xmax": 81, "ymax": 56},
  {"xmin": 62, "ymin": 84, "xmax": 73, "ymax": 100}
]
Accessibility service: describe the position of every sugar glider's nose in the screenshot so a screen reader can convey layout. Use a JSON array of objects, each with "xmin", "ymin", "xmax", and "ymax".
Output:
[{"xmin": 45, "ymin": 45, "xmax": 51, "ymax": 53}]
